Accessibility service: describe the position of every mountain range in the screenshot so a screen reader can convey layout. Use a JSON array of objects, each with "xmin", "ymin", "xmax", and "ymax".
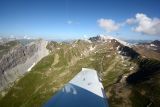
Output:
[{"xmin": 0, "ymin": 35, "xmax": 160, "ymax": 107}]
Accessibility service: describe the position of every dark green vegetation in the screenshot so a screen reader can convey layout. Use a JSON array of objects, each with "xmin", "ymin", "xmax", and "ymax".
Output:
[
  {"xmin": 0, "ymin": 39, "xmax": 160, "ymax": 107},
  {"xmin": 108, "ymin": 58, "xmax": 160, "ymax": 107},
  {"xmin": 127, "ymin": 58, "xmax": 160, "ymax": 84},
  {"xmin": 127, "ymin": 58, "xmax": 160, "ymax": 107}
]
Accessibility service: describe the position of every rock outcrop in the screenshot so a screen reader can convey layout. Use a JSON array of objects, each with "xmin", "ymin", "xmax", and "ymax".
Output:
[{"xmin": 0, "ymin": 39, "xmax": 49, "ymax": 91}]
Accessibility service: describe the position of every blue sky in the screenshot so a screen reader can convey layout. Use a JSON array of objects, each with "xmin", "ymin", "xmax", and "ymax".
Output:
[{"xmin": 0, "ymin": 0, "xmax": 160, "ymax": 40}]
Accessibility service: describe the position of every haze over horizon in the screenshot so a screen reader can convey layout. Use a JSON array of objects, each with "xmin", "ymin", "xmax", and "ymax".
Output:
[{"xmin": 0, "ymin": 0, "xmax": 160, "ymax": 40}]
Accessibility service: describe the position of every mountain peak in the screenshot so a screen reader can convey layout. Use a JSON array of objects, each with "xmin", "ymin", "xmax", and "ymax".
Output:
[
  {"xmin": 89, "ymin": 35, "xmax": 131, "ymax": 47},
  {"xmin": 151, "ymin": 40, "xmax": 160, "ymax": 46}
]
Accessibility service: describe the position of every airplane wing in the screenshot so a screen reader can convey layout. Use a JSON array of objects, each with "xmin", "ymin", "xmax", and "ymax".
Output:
[{"xmin": 43, "ymin": 68, "xmax": 109, "ymax": 107}]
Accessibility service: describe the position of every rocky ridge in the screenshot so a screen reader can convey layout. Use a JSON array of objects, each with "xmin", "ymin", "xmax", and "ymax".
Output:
[{"xmin": 0, "ymin": 39, "xmax": 49, "ymax": 92}]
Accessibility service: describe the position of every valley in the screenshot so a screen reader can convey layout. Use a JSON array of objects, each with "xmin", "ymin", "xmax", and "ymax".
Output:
[{"xmin": 0, "ymin": 36, "xmax": 160, "ymax": 107}]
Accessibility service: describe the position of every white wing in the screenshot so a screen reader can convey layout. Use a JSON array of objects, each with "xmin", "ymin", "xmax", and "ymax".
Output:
[{"xmin": 43, "ymin": 68, "xmax": 109, "ymax": 107}]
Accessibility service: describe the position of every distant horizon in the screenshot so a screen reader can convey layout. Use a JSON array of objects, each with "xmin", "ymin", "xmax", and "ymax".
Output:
[{"xmin": 0, "ymin": 34, "xmax": 159, "ymax": 41}]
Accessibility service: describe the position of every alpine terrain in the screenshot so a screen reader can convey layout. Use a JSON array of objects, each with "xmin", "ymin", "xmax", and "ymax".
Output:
[{"xmin": 0, "ymin": 35, "xmax": 160, "ymax": 107}]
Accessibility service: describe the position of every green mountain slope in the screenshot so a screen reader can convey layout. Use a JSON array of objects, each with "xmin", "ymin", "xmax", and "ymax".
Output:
[{"xmin": 0, "ymin": 38, "xmax": 160, "ymax": 107}]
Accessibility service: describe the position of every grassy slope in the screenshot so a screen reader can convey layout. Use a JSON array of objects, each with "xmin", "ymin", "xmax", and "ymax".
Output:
[
  {"xmin": 1, "ymin": 40, "xmax": 159, "ymax": 107},
  {"xmin": 107, "ymin": 58, "xmax": 160, "ymax": 107},
  {"xmin": 0, "ymin": 41, "xmax": 135, "ymax": 107},
  {"xmin": 128, "ymin": 58, "xmax": 160, "ymax": 107}
]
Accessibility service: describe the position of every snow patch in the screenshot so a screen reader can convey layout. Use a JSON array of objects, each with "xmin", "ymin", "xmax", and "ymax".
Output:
[
  {"xmin": 150, "ymin": 44, "xmax": 157, "ymax": 47},
  {"xmin": 116, "ymin": 45, "xmax": 120, "ymax": 50},
  {"xmin": 27, "ymin": 62, "xmax": 35, "ymax": 72},
  {"xmin": 118, "ymin": 51, "xmax": 121, "ymax": 54},
  {"xmin": 99, "ymin": 34, "xmax": 131, "ymax": 47},
  {"xmin": 89, "ymin": 46, "xmax": 95, "ymax": 51},
  {"xmin": 130, "ymin": 67, "xmax": 134, "ymax": 71}
]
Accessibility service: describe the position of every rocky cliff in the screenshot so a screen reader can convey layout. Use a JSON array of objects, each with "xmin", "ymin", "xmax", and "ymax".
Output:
[{"xmin": 0, "ymin": 39, "xmax": 49, "ymax": 92}]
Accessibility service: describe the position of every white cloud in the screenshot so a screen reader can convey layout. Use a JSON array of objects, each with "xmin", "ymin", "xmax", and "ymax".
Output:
[
  {"xmin": 10, "ymin": 35, "xmax": 14, "ymax": 38},
  {"xmin": 126, "ymin": 18, "xmax": 137, "ymax": 24},
  {"xmin": 97, "ymin": 18, "xmax": 120, "ymax": 32},
  {"xmin": 67, "ymin": 20, "xmax": 73, "ymax": 24},
  {"xmin": 126, "ymin": 13, "xmax": 160, "ymax": 36},
  {"xmin": 24, "ymin": 35, "xmax": 31, "ymax": 39},
  {"xmin": 67, "ymin": 20, "xmax": 80, "ymax": 25}
]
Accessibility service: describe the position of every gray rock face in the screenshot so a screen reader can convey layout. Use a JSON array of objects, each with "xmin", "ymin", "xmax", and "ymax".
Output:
[{"xmin": 0, "ymin": 39, "xmax": 49, "ymax": 91}]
